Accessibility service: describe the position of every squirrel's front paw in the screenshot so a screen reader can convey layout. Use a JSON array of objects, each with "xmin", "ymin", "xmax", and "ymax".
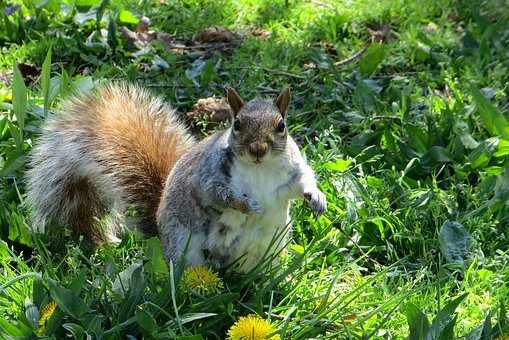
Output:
[
  {"xmin": 303, "ymin": 189, "xmax": 327, "ymax": 217},
  {"xmin": 236, "ymin": 194, "xmax": 263, "ymax": 215},
  {"xmin": 244, "ymin": 195, "xmax": 263, "ymax": 214}
]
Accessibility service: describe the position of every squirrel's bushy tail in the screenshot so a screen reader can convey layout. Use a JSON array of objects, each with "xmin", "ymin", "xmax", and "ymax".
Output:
[{"xmin": 25, "ymin": 83, "xmax": 194, "ymax": 242}]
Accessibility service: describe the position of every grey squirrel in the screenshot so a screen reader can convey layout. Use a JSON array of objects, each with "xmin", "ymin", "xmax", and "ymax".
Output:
[{"xmin": 26, "ymin": 83, "xmax": 327, "ymax": 271}]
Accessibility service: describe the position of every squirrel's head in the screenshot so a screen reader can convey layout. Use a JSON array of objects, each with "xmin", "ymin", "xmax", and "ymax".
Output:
[{"xmin": 226, "ymin": 87, "xmax": 290, "ymax": 164}]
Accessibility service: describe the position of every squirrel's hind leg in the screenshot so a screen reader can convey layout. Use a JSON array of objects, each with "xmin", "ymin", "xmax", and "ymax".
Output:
[{"xmin": 159, "ymin": 223, "xmax": 207, "ymax": 268}]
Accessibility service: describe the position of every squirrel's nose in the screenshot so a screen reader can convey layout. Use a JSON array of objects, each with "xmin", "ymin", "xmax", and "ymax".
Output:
[{"xmin": 248, "ymin": 142, "xmax": 268, "ymax": 159}]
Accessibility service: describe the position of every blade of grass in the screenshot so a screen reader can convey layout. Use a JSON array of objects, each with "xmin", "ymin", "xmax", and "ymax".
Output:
[
  {"xmin": 41, "ymin": 47, "xmax": 52, "ymax": 116},
  {"xmin": 12, "ymin": 64, "xmax": 26, "ymax": 150}
]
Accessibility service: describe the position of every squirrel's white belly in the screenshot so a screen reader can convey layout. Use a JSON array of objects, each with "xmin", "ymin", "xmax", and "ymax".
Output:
[{"xmin": 206, "ymin": 160, "xmax": 292, "ymax": 271}]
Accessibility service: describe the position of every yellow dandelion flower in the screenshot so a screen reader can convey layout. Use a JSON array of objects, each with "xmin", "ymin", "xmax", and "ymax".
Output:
[
  {"xmin": 227, "ymin": 315, "xmax": 280, "ymax": 340},
  {"xmin": 39, "ymin": 301, "xmax": 57, "ymax": 327},
  {"xmin": 182, "ymin": 266, "xmax": 223, "ymax": 295}
]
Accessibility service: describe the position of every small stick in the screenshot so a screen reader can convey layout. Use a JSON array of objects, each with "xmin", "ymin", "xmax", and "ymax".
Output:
[{"xmin": 334, "ymin": 44, "xmax": 370, "ymax": 67}]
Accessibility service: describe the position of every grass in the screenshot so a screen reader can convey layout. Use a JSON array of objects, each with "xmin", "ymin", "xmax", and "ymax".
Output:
[{"xmin": 1, "ymin": 0, "xmax": 509, "ymax": 338}]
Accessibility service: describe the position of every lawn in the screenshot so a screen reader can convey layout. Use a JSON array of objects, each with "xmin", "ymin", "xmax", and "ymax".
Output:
[{"xmin": 0, "ymin": 0, "xmax": 508, "ymax": 338}]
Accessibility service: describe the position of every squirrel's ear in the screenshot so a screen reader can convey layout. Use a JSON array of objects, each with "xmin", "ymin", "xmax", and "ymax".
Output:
[
  {"xmin": 275, "ymin": 87, "xmax": 291, "ymax": 117},
  {"xmin": 226, "ymin": 87, "xmax": 244, "ymax": 116}
]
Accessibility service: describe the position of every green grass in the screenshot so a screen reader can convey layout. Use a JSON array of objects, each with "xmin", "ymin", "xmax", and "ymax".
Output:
[{"xmin": 1, "ymin": 0, "xmax": 509, "ymax": 338}]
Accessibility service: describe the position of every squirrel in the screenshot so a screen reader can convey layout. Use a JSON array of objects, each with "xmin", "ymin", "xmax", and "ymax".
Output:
[{"xmin": 26, "ymin": 83, "xmax": 327, "ymax": 272}]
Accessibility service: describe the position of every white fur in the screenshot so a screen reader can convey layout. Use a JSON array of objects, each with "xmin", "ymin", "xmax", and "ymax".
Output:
[{"xmin": 205, "ymin": 138, "xmax": 321, "ymax": 271}]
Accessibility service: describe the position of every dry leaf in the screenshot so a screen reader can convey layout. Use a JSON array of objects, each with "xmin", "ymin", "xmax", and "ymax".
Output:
[
  {"xmin": 0, "ymin": 70, "xmax": 12, "ymax": 86},
  {"xmin": 193, "ymin": 26, "xmax": 240, "ymax": 44},
  {"xmin": 187, "ymin": 97, "xmax": 232, "ymax": 123},
  {"xmin": 250, "ymin": 27, "xmax": 271, "ymax": 40},
  {"xmin": 120, "ymin": 26, "xmax": 156, "ymax": 49},
  {"xmin": 158, "ymin": 33, "xmax": 187, "ymax": 54}
]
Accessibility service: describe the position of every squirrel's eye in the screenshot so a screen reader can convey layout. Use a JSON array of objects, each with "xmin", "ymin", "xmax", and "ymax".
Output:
[
  {"xmin": 233, "ymin": 119, "xmax": 241, "ymax": 131},
  {"xmin": 276, "ymin": 120, "xmax": 285, "ymax": 133}
]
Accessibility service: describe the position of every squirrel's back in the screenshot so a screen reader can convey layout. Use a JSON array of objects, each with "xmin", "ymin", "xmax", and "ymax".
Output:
[{"xmin": 26, "ymin": 83, "xmax": 194, "ymax": 241}]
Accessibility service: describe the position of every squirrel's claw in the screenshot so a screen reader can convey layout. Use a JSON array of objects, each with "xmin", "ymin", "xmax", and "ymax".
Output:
[
  {"xmin": 235, "ymin": 194, "xmax": 263, "ymax": 215},
  {"xmin": 247, "ymin": 197, "xmax": 263, "ymax": 214},
  {"xmin": 304, "ymin": 189, "xmax": 327, "ymax": 217}
]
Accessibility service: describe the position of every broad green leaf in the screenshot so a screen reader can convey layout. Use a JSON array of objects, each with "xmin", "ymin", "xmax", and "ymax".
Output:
[
  {"xmin": 41, "ymin": 47, "xmax": 52, "ymax": 116},
  {"xmin": 403, "ymin": 303, "xmax": 430, "ymax": 339},
  {"xmin": 144, "ymin": 237, "xmax": 169, "ymax": 277},
  {"xmin": 0, "ymin": 319, "xmax": 32, "ymax": 336},
  {"xmin": 324, "ymin": 158, "xmax": 351, "ymax": 172},
  {"xmin": 118, "ymin": 9, "xmax": 139, "ymax": 25},
  {"xmin": 359, "ymin": 43, "xmax": 386, "ymax": 77},
  {"xmin": 7, "ymin": 207, "xmax": 32, "ymax": 246},
  {"xmin": 74, "ymin": 0, "xmax": 101, "ymax": 6},
  {"xmin": 494, "ymin": 139, "xmax": 509, "ymax": 157},
  {"xmin": 353, "ymin": 80, "xmax": 378, "ymax": 113},
  {"xmin": 438, "ymin": 316, "xmax": 458, "ymax": 340},
  {"xmin": 471, "ymin": 85, "xmax": 509, "ymax": 140},
  {"xmin": 468, "ymin": 137, "xmax": 499, "ymax": 169},
  {"xmin": 439, "ymin": 221, "xmax": 471, "ymax": 266},
  {"xmin": 0, "ymin": 150, "xmax": 25, "ymax": 177},
  {"xmin": 493, "ymin": 169, "xmax": 509, "ymax": 202},
  {"xmin": 46, "ymin": 278, "xmax": 89, "ymax": 318},
  {"xmin": 406, "ymin": 124, "xmax": 429, "ymax": 153},
  {"xmin": 366, "ymin": 176, "xmax": 384, "ymax": 188},
  {"xmin": 12, "ymin": 64, "xmax": 27, "ymax": 141},
  {"xmin": 136, "ymin": 307, "xmax": 157, "ymax": 333},
  {"xmin": 423, "ymin": 146, "xmax": 452, "ymax": 166},
  {"xmin": 112, "ymin": 261, "xmax": 143, "ymax": 297},
  {"xmin": 63, "ymin": 323, "xmax": 87, "ymax": 338},
  {"xmin": 429, "ymin": 294, "xmax": 467, "ymax": 337},
  {"xmin": 72, "ymin": 76, "xmax": 95, "ymax": 93},
  {"xmin": 289, "ymin": 244, "xmax": 304, "ymax": 254}
]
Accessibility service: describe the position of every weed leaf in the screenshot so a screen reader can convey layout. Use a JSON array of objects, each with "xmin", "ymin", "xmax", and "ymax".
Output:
[
  {"xmin": 46, "ymin": 277, "xmax": 89, "ymax": 319},
  {"xmin": 470, "ymin": 85, "xmax": 509, "ymax": 140},
  {"xmin": 439, "ymin": 221, "xmax": 471, "ymax": 266},
  {"xmin": 359, "ymin": 43, "xmax": 386, "ymax": 77},
  {"xmin": 118, "ymin": 9, "xmax": 139, "ymax": 25},
  {"xmin": 403, "ymin": 303, "xmax": 430, "ymax": 339},
  {"xmin": 136, "ymin": 307, "xmax": 157, "ymax": 333},
  {"xmin": 429, "ymin": 294, "xmax": 467, "ymax": 337}
]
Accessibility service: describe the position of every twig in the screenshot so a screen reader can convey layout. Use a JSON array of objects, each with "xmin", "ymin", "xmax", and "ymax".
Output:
[
  {"xmin": 333, "ymin": 44, "xmax": 370, "ymax": 67},
  {"xmin": 163, "ymin": 42, "xmax": 238, "ymax": 50}
]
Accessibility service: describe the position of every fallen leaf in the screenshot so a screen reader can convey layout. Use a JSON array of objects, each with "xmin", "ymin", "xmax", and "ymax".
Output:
[
  {"xmin": 158, "ymin": 33, "xmax": 186, "ymax": 54},
  {"xmin": 250, "ymin": 27, "xmax": 271, "ymax": 40},
  {"xmin": 0, "ymin": 70, "xmax": 13, "ymax": 86},
  {"xmin": 119, "ymin": 26, "xmax": 156, "ymax": 49},
  {"xmin": 193, "ymin": 26, "xmax": 240, "ymax": 44},
  {"xmin": 187, "ymin": 97, "xmax": 232, "ymax": 123}
]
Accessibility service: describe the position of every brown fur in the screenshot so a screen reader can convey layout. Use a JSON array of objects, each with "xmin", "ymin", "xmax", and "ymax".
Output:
[{"xmin": 27, "ymin": 83, "xmax": 194, "ymax": 240}]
